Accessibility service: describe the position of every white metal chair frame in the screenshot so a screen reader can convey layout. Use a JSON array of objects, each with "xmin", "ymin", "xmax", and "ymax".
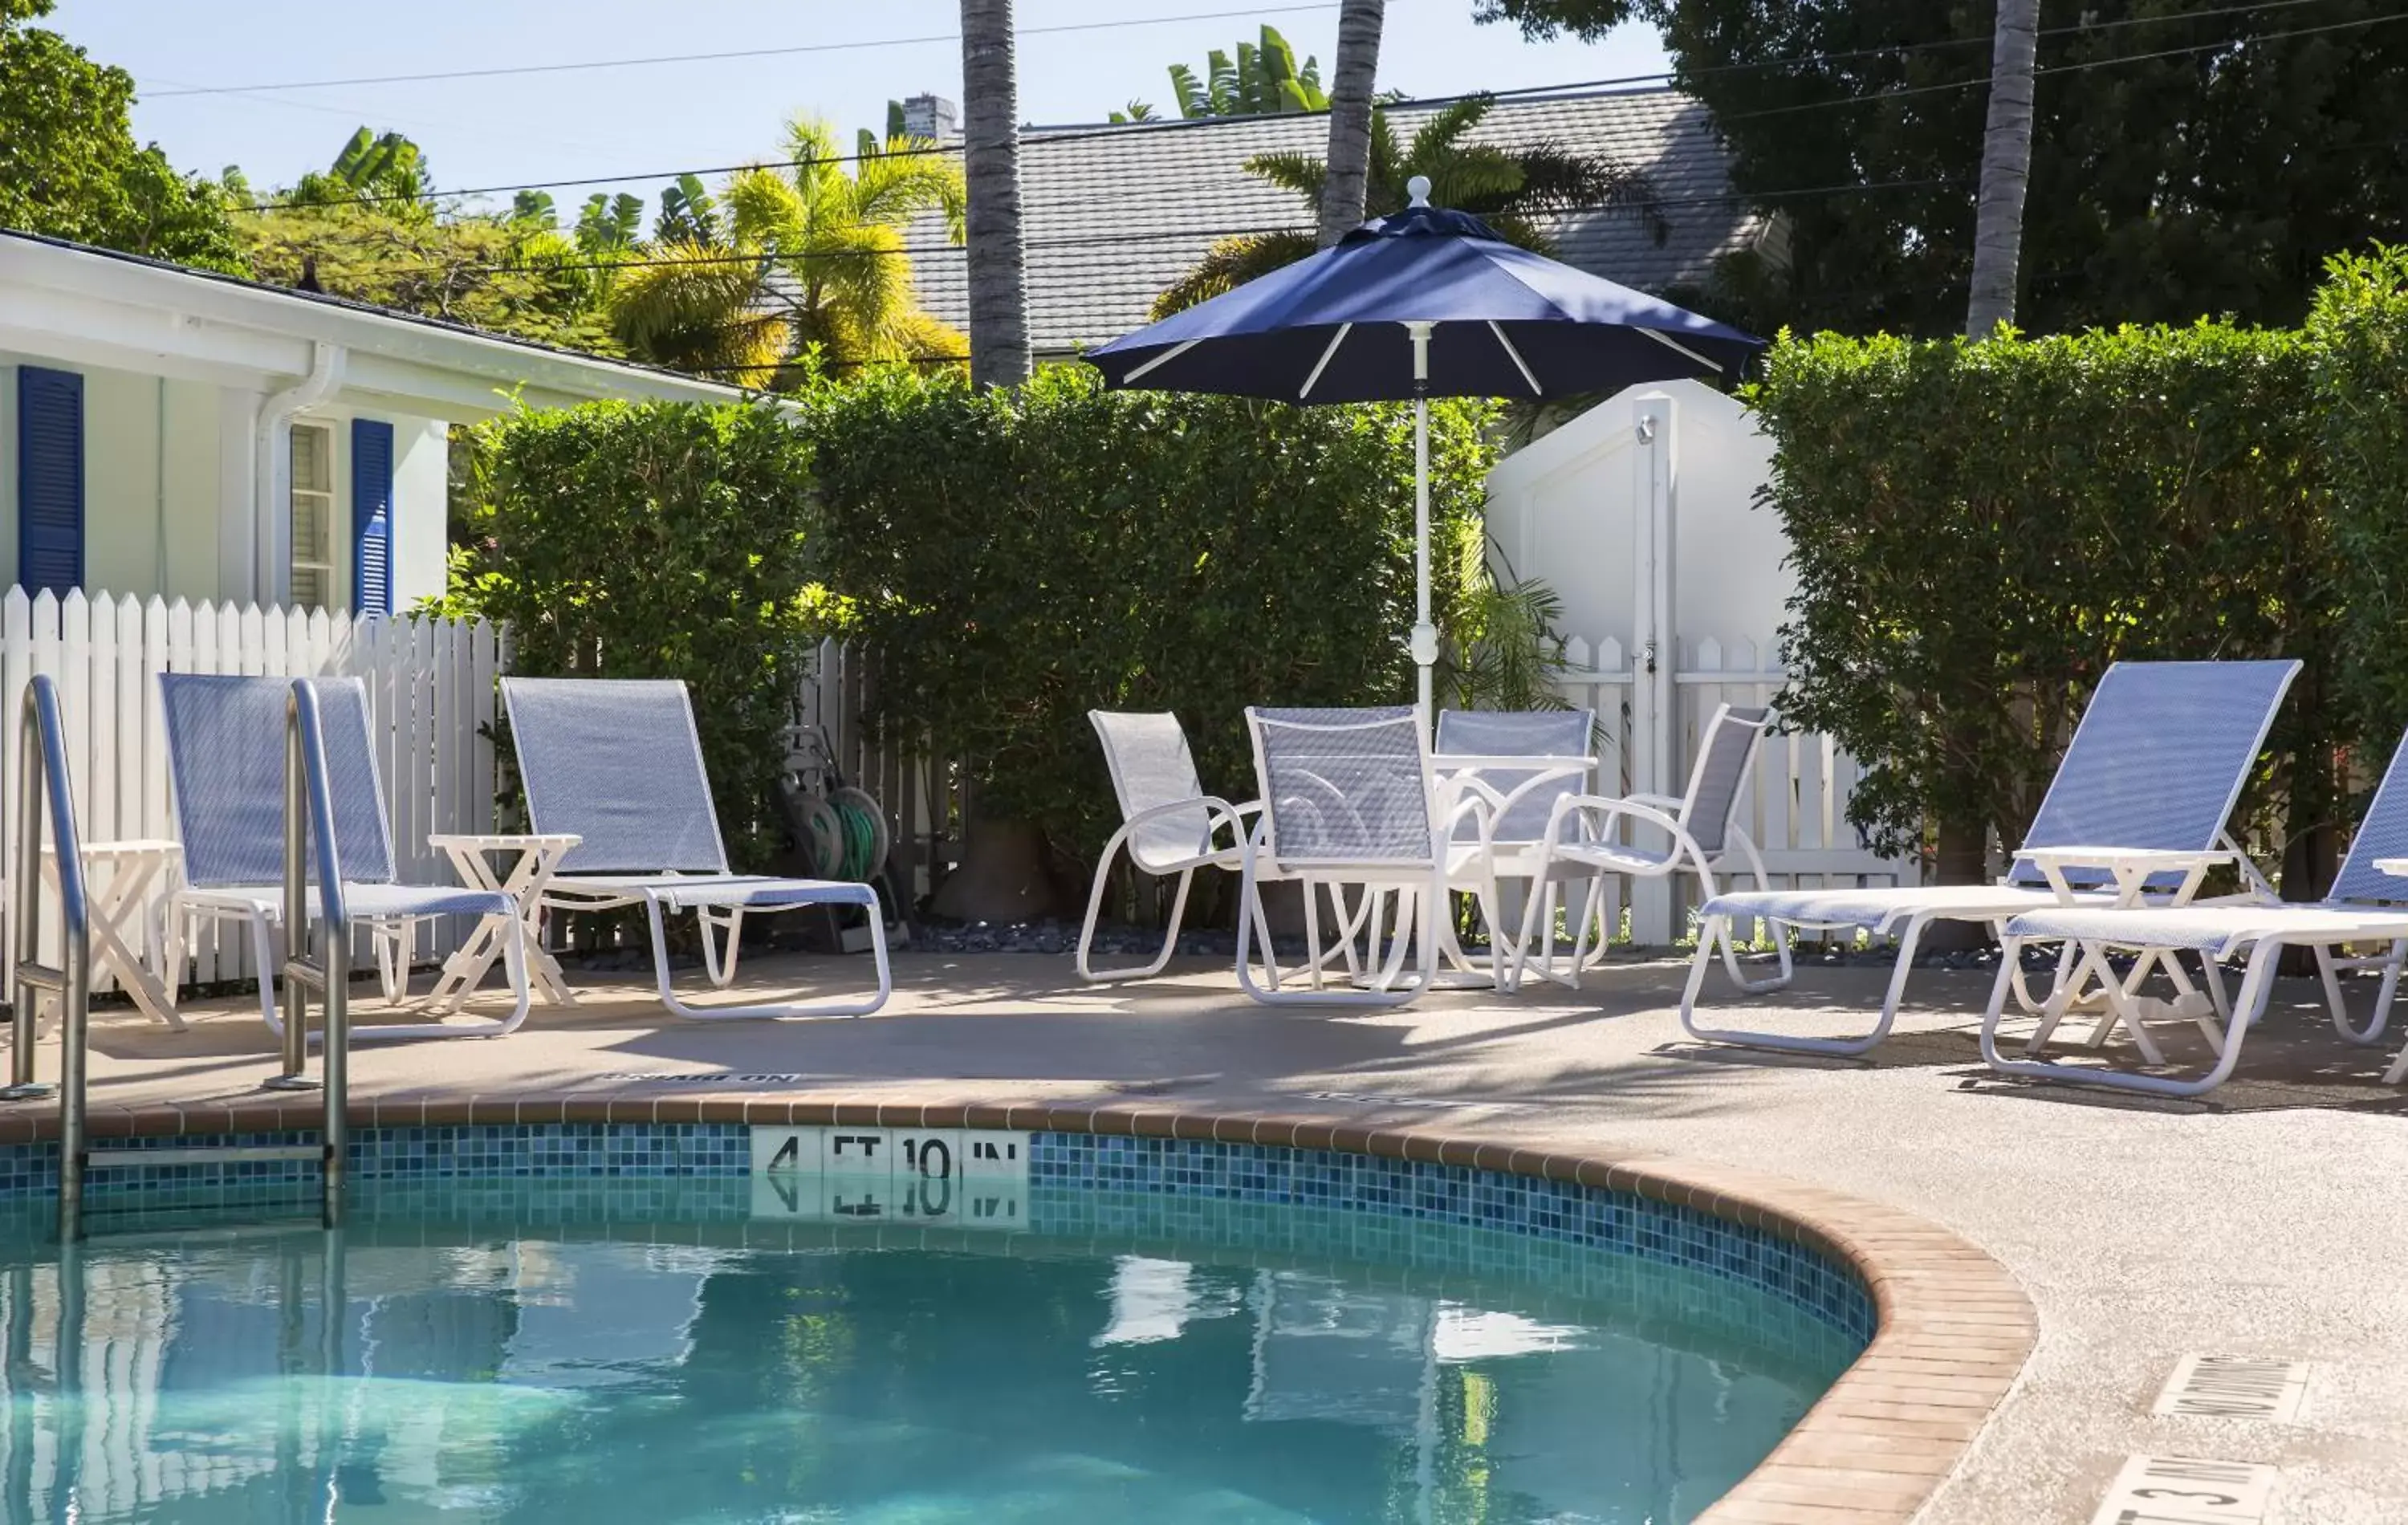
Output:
[
  {"xmin": 503, "ymin": 677, "xmax": 892, "ymax": 1022},
  {"xmin": 1077, "ymin": 710, "xmax": 1265, "ymax": 982},
  {"xmin": 1672, "ymin": 660, "xmax": 2302, "ymax": 1058},
  {"xmin": 1510, "ymin": 704, "xmax": 1774, "ymax": 991},
  {"xmin": 161, "ymin": 675, "xmax": 531, "ymax": 1044},
  {"xmin": 1233, "ymin": 708, "xmax": 1499, "ymax": 1007},
  {"xmin": 1971, "ymin": 728, "xmax": 2408, "ymax": 1097}
]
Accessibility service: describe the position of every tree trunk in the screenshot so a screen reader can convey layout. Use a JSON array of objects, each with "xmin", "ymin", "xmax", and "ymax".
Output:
[
  {"xmin": 1926, "ymin": 810, "xmax": 1992, "ymax": 951},
  {"xmin": 1965, "ymin": 0, "xmax": 2040, "ymax": 338},
  {"xmin": 1316, "ymin": 0, "xmax": 1387, "ymax": 246},
  {"xmin": 959, "ymin": 0, "xmax": 1031, "ymax": 386}
]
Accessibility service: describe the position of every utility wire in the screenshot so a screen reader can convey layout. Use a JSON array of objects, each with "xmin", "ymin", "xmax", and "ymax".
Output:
[
  {"xmin": 149, "ymin": 3, "xmax": 1344, "ymax": 96},
  {"xmin": 1719, "ymin": 9, "xmax": 2407, "ymax": 123},
  {"xmin": 226, "ymin": 0, "xmax": 2375, "ymax": 214},
  {"xmin": 258, "ymin": 175, "xmax": 1957, "ymax": 287}
]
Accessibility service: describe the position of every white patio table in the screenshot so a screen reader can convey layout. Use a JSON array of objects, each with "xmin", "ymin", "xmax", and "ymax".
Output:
[
  {"xmin": 1345, "ymin": 751, "xmax": 1597, "ymax": 991},
  {"xmin": 40, "ymin": 839, "xmax": 182, "ymax": 1029},
  {"xmin": 2005, "ymin": 844, "xmax": 2233, "ymax": 1066},
  {"xmin": 425, "ymin": 832, "xmax": 581, "ymax": 1011}
]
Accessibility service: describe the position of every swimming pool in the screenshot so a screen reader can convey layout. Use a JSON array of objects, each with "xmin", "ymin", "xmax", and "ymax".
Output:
[{"xmin": 0, "ymin": 1123, "xmax": 1872, "ymax": 1523}]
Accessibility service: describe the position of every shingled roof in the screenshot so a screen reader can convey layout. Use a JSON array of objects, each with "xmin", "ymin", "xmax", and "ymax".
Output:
[{"xmin": 898, "ymin": 87, "xmax": 1758, "ymax": 359}]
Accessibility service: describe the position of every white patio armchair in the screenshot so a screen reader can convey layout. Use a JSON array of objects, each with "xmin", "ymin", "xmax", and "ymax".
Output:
[
  {"xmin": 1431, "ymin": 707, "xmax": 1597, "ymax": 982},
  {"xmin": 1077, "ymin": 710, "xmax": 1264, "ymax": 982},
  {"xmin": 1234, "ymin": 706, "xmax": 1499, "ymax": 1007},
  {"xmin": 1510, "ymin": 703, "xmax": 1774, "ymax": 989}
]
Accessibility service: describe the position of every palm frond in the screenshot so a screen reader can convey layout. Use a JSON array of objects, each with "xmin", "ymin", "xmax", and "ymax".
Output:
[
  {"xmin": 1425, "ymin": 148, "xmax": 1525, "ymax": 213},
  {"xmin": 1243, "ymin": 150, "xmax": 1328, "ymax": 205},
  {"xmin": 725, "ymin": 167, "xmax": 807, "ymax": 249},
  {"xmin": 1507, "ymin": 144, "xmax": 1666, "ymax": 238},
  {"xmin": 852, "ymin": 137, "xmax": 968, "ymax": 240},
  {"xmin": 1169, "ymin": 63, "xmax": 1210, "ymax": 119},
  {"xmin": 1406, "ymin": 95, "xmax": 1496, "ymax": 168},
  {"xmin": 608, "ymin": 240, "xmax": 787, "ymax": 376},
  {"xmin": 1151, "ymin": 230, "xmax": 1317, "ymax": 317}
]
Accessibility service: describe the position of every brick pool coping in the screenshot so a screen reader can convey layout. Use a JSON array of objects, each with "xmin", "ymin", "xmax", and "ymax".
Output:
[{"xmin": 0, "ymin": 1093, "xmax": 2034, "ymax": 1523}]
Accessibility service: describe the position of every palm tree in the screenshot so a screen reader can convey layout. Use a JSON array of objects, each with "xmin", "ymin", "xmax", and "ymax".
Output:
[
  {"xmin": 608, "ymin": 119, "xmax": 965, "ymax": 384},
  {"xmin": 959, "ymin": 0, "xmax": 1032, "ymax": 387},
  {"xmin": 1966, "ymin": 0, "xmax": 2040, "ymax": 337},
  {"xmin": 1317, "ymin": 0, "xmax": 1385, "ymax": 246},
  {"xmin": 1154, "ymin": 95, "xmax": 1661, "ymax": 316}
]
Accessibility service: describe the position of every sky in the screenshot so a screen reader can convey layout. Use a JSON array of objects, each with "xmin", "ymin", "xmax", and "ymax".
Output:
[{"xmin": 47, "ymin": 0, "xmax": 1671, "ymax": 216}]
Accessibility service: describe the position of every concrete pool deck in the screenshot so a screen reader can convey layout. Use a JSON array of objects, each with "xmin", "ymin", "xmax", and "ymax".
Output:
[{"xmin": 18, "ymin": 950, "xmax": 2408, "ymax": 1523}]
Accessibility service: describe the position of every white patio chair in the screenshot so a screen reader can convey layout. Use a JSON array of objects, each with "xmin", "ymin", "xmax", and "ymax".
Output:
[
  {"xmin": 1983, "ymin": 724, "xmax": 2408, "ymax": 1097},
  {"xmin": 1675, "ymin": 659, "xmax": 2301, "ymax": 1056},
  {"xmin": 500, "ymin": 677, "xmax": 891, "ymax": 1020},
  {"xmin": 1233, "ymin": 706, "xmax": 1496, "ymax": 1007},
  {"xmin": 1509, "ymin": 703, "xmax": 1773, "ymax": 990},
  {"xmin": 161, "ymin": 674, "xmax": 528, "ymax": 1042},
  {"xmin": 1432, "ymin": 706, "xmax": 1597, "ymax": 982},
  {"xmin": 1077, "ymin": 710, "xmax": 1263, "ymax": 982}
]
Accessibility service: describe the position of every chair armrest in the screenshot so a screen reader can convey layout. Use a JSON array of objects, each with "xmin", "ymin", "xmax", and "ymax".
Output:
[
  {"xmin": 1539, "ymin": 793, "xmax": 1690, "ymax": 853},
  {"xmin": 1117, "ymin": 796, "xmax": 1255, "ymax": 860}
]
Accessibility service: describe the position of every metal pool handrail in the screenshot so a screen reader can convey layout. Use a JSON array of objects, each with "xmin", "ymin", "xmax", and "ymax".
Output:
[
  {"xmin": 279, "ymin": 678, "xmax": 353, "ymax": 1222},
  {"xmin": 6, "ymin": 674, "xmax": 92, "ymax": 1238}
]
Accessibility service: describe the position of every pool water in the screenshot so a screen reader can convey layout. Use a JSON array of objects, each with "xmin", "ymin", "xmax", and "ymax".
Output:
[{"xmin": 0, "ymin": 1189, "xmax": 1852, "ymax": 1523}]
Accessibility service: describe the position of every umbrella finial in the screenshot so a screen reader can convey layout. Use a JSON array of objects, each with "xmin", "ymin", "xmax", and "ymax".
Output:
[{"xmin": 1406, "ymin": 175, "xmax": 1431, "ymax": 208}]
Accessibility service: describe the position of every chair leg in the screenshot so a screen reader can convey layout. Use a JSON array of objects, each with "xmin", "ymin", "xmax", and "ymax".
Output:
[
  {"xmin": 639, "ymin": 893, "xmax": 889, "ymax": 1019},
  {"xmin": 1986, "ymin": 936, "xmax": 2274, "ymax": 1096},
  {"xmin": 2320, "ymin": 941, "xmax": 2403, "ymax": 1046},
  {"xmin": 1679, "ymin": 911, "xmax": 1907, "ymax": 1056},
  {"xmin": 1078, "ymin": 863, "xmax": 1194, "ymax": 983}
]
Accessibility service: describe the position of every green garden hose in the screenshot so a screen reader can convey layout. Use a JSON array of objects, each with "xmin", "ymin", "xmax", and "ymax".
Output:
[{"xmin": 800, "ymin": 786, "xmax": 889, "ymax": 883}]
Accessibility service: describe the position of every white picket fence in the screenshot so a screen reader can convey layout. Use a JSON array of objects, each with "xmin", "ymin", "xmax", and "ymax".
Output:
[
  {"xmin": 1, "ymin": 586, "xmax": 504, "ymax": 990},
  {"xmin": 1554, "ymin": 632, "xmax": 1915, "ymax": 941}
]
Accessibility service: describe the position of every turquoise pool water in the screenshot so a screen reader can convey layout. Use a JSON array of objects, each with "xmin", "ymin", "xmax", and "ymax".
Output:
[{"xmin": 0, "ymin": 1181, "xmax": 1851, "ymax": 1524}]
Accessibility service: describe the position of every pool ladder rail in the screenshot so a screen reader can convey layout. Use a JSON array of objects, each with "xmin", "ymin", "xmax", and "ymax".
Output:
[{"xmin": 6, "ymin": 674, "xmax": 352, "ymax": 1242}]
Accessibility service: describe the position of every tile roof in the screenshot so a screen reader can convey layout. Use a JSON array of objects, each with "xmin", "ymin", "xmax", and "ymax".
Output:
[{"xmin": 897, "ymin": 87, "xmax": 1757, "ymax": 357}]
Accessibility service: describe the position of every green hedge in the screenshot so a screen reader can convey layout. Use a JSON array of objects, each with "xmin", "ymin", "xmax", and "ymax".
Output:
[
  {"xmin": 446, "ymin": 368, "xmax": 1495, "ymax": 875},
  {"xmin": 2314, "ymin": 246, "xmax": 2408, "ymax": 748},
  {"xmin": 1753, "ymin": 319, "xmax": 2341, "ymax": 885},
  {"xmin": 803, "ymin": 364, "xmax": 1494, "ymax": 858},
  {"xmin": 437, "ymin": 398, "xmax": 820, "ymax": 870}
]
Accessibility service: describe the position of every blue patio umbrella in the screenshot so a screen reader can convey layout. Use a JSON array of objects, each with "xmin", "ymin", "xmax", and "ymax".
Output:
[{"xmin": 1089, "ymin": 177, "xmax": 1765, "ymax": 715}]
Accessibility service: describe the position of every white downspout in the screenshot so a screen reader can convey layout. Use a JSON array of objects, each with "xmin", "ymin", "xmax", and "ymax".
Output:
[{"xmin": 250, "ymin": 342, "xmax": 345, "ymax": 606}]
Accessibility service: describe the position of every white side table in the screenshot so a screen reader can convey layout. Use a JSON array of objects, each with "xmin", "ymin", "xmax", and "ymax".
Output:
[
  {"xmin": 425, "ymin": 834, "xmax": 581, "ymax": 1011},
  {"xmin": 2018, "ymin": 844, "xmax": 2231, "ymax": 1063},
  {"xmin": 40, "ymin": 839, "xmax": 183, "ymax": 1030}
]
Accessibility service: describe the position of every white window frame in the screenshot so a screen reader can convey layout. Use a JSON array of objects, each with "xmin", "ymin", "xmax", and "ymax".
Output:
[{"xmin": 288, "ymin": 418, "xmax": 338, "ymax": 612}]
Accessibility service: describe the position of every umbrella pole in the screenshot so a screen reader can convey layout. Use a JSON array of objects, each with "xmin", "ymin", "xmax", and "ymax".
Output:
[{"xmin": 1408, "ymin": 321, "xmax": 1436, "ymax": 730}]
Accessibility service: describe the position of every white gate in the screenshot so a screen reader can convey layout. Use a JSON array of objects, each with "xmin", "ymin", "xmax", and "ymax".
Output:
[{"xmin": 1492, "ymin": 381, "xmax": 1919, "ymax": 944}]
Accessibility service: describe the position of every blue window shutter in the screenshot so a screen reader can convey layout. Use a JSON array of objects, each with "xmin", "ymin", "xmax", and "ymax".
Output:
[
  {"xmin": 352, "ymin": 418, "xmax": 394, "ymax": 615},
  {"xmin": 16, "ymin": 367, "xmax": 85, "ymax": 595}
]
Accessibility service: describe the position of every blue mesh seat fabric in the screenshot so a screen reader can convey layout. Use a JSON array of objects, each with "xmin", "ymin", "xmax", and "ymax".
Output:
[
  {"xmin": 1434, "ymin": 708, "xmax": 1594, "ymax": 845},
  {"xmin": 497, "ymin": 676, "xmax": 890, "ymax": 1019}
]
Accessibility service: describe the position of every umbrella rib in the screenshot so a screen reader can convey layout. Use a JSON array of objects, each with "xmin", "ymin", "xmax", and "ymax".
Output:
[
  {"xmin": 1298, "ymin": 323, "xmax": 1353, "ymax": 401},
  {"xmin": 1122, "ymin": 339, "xmax": 1202, "ymax": 383},
  {"xmin": 1639, "ymin": 327, "xmax": 1722, "ymax": 373},
  {"xmin": 1487, "ymin": 321, "xmax": 1543, "ymax": 396}
]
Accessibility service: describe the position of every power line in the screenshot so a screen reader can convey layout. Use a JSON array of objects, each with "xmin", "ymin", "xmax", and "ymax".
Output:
[
  {"xmin": 1719, "ymin": 9, "xmax": 2407, "ymax": 123},
  {"xmin": 148, "ymin": 3, "xmax": 1343, "ymax": 97},
  {"xmin": 250, "ymin": 175, "xmax": 1955, "ymax": 291},
  {"xmin": 225, "ymin": 0, "xmax": 2376, "ymax": 215}
]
